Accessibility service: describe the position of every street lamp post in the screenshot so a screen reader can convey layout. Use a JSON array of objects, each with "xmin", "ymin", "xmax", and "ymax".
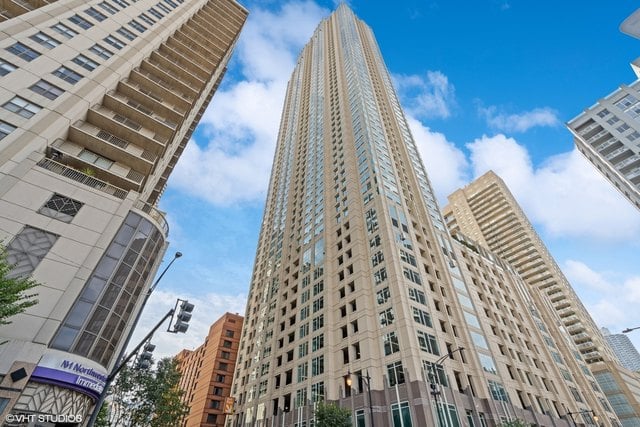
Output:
[
  {"xmin": 622, "ymin": 326, "xmax": 640, "ymax": 333},
  {"xmin": 85, "ymin": 251, "xmax": 182, "ymax": 426},
  {"xmin": 427, "ymin": 347, "xmax": 465, "ymax": 427},
  {"xmin": 346, "ymin": 370, "xmax": 375, "ymax": 427}
]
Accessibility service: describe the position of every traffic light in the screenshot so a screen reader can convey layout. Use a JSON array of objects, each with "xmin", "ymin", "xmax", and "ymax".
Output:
[
  {"xmin": 173, "ymin": 300, "xmax": 194, "ymax": 333},
  {"xmin": 136, "ymin": 342, "xmax": 155, "ymax": 369}
]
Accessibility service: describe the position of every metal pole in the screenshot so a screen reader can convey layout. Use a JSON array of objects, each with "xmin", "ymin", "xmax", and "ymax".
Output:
[
  {"xmin": 86, "ymin": 308, "xmax": 175, "ymax": 426},
  {"xmin": 365, "ymin": 371, "xmax": 375, "ymax": 427}
]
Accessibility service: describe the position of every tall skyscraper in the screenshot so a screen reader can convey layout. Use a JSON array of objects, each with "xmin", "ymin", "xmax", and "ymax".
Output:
[
  {"xmin": 567, "ymin": 79, "xmax": 640, "ymax": 211},
  {"xmin": 231, "ymin": 5, "xmax": 616, "ymax": 427},
  {"xmin": 0, "ymin": 0, "xmax": 246, "ymax": 421},
  {"xmin": 444, "ymin": 170, "xmax": 634, "ymax": 425},
  {"xmin": 176, "ymin": 313, "xmax": 243, "ymax": 427},
  {"xmin": 602, "ymin": 328, "xmax": 640, "ymax": 373}
]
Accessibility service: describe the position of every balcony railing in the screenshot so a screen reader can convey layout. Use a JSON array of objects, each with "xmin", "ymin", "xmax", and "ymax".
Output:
[
  {"xmin": 37, "ymin": 158, "xmax": 128, "ymax": 199},
  {"xmin": 134, "ymin": 200, "xmax": 169, "ymax": 235}
]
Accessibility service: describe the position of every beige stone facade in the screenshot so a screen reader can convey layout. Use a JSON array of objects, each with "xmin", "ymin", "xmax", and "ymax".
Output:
[
  {"xmin": 229, "ymin": 5, "xmax": 613, "ymax": 427},
  {"xmin": 444, "ymin": 170, "xmax": 626, "ymax": 425},
  {"xmin": 0, "ymin": 0, "xmax": 246, "ymax": 422}
]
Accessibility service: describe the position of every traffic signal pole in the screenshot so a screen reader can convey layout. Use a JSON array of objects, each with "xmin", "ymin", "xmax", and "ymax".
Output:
[{"xmin": 86, "ymin": 308, "xmax": 175, "ymax": 427}]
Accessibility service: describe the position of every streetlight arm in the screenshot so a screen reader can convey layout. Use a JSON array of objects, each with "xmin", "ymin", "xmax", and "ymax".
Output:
[{"xmin": 622, "ymin": 326, "xmax": 640, "ymax": 333}]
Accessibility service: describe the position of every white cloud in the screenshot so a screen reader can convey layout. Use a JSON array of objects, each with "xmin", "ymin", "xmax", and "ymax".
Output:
[
  {"xmin": 130, "ymin": 290, "xmax": 247, "ymax": 361},
  {"xmin": 479, "ymin": 105, "xmax": 560, "ymax": 133},
  {"xmin": 394, "ymin": 71, "xmax": 456, "ymax": 119},
  {"xmin": 406, "ymin": 116, "xmax": 469, "ymax": 202},
  {"xmin": 466, "ymin": 134, "xmax": 640, "ymax": 241},
  {"xmin": 169, "ymin": 1, "xmax": 329, "ymax": 206},
  {"xmin": 564, "ymin": 260, "xmax": 640, "ymax": 345},
  {"xmin": 563, "ymin": 260, "xmax": 613, "ymax": 292}
]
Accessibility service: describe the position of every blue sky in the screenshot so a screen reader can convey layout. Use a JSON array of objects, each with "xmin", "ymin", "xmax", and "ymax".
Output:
[{"xmin": 133, "ymin": 0, "xmax": 640, "ymax": 357}]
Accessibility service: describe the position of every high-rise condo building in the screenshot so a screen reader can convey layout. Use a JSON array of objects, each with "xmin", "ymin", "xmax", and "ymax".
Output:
[
  {"xmin": 444, "ymin": 170, "xmax": 635, "ymax": 426},
  {"xmin": 176, "ymin": 313, "xmax": 243, "ymax": 427},
  {"xmin": 602, "ymin": 328, "xmax": 640, "ymax": 373},
  {"xmin": 0, "ymin": 0, "xmax": 246, "ymax": 421},
  {"xmin": 567, "ymin": 79, "xmax": 640, "ymax": 211},
  {"xmin": 230, "ymin": 5, "xmax": 616, "ymax": 427}
]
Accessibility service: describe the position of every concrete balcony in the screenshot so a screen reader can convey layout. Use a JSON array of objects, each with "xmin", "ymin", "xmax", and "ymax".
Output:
[
  {"xmin": 605, "ymin": 146, "xmax": 633, "ymax": 162},
  {"xmin": 68, "ymin": 121, "xmax": 155, "ymax": 174},
  {"xmin": 593, "ymin": 137, "xmax": 619, "ymax": 151},
  {"xmin": 87, "ymin": 106, "xmax": 168, "ymax": 149},
  {"xmin": 562, "ymin": 315, "xmax": 580, "ymax": 326},
  {"xmin": 37, "ymin": 157, "xmax": 128, "ymax": 199},
  {"xmin": 567, "ymin": 323, "xmax": 585, "ymax": 334},
  {"xmin": 571, "ymin": 332, "xmax": 590, "ymax": 344},
  {"xmin": 49, "ymin": 139, "xmax": 145, "ymax": 192},
  {"xmin": 119, "ymin": 79, "xmax": 186, "ymax": 124},
  {"xmin": 616, "ymin": 154, "xmax": 640, "ymax": 171},
  {"xmin": 150, "ymin": 51, "xmax": 205, "ymax": 89},
  {"xmin": 140, "ymin": 59, "xmax": 196, "ymax": 102}
]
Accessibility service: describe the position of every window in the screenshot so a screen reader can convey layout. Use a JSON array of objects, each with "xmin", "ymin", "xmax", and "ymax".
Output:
[
  {"xmin": 85, "ymin": 7, "xmax": 108, "ymax": 21},
  {"xmin": 53, "ymin": 66, "xmax": 83, "ymax": 84},
  {"xmin": 387, "ymin": 361, "xmax": 405, "ymax": 387},
  {"xmin": 51, "ymin": 23, "xmax": 78, "ymax": 39},
  {"xmin": 311, "ymin": 334, "xmax": 324, "ymax": 351},
  {"xmin": 488, "ymin": 380, "xmax": 509, "ymax": 402},
  {"xmin": 470, "ymin": 331, "xmax": 489, "ymax": 349},
  {"xmin": 30, "ymin": 80, "xmax": 64, "ymax": 100},
  {"xmin": 148, "ymin": 7, "xmax": 164, "ymax": 19},
  {"xmin": 3, "ymin": 97, "xmax": 41, "ymax": 118},
  {"xmin": 112, "ymin": 0, "xmax": 130, "ymax": 7},
  {"xmin": 379, "ymin": 307, "xmax": 395, "ymax": 327},
  {"xmin": 128, "ymin": 19, "xmax": 147, "ymax": 33},
  {"xmin": 164, "ymin": 0, "xmax": 179, "ymax": 8},
  {"xmin": 312, "ymin": 297, "xmax": 323, "ymax": 313},
  {"xmin": 391, "ymin": 402, "xmax": 413, "ymax": 427},
  {"xmin": 72, "ymin": 54, "xmax": 99, "ymax": 71},
  {"xmin": 218, "ymin": 362, "xmax": 228, "ymax": 371},
  {"xmin": 6, "ymin": 42, "xmax": 40, "ymax": 62},
  {"xmin": 157, "ymin": 2, "xmax": 171, "ymax": 13},
  {"xmin": 0, "ymin": 121, "xmax": 16, "ymax": 140},
  {"xmin": 312, "ymin": 314, "xmax": 324, "ymax": 331},
  {"xmin": 89, "ymin": 44, "xmax": 113, "ymax": 60},
  {"xmin": 225, "ymin": 330, "xmax": 234, "ymax": 338},
  {"xmin": 311, "ymin": 355, "xmax": 324, "ymax": 376},
  {"xmin": 376, "ymin": 287, "xmax": 391, "ymax": 305},
  {"xmin": 30, "ymin": 32, "xmax": 60, "ymax": 49},
  {"xmin": 138, "ymin": 13, "xmax": 156, "ymax": 26},
  {"xmin": 116, "ymin": 27, "xmax": 136, "ymax": 41},
  {"xmin": 423, "ymin": 361, "xmax": 448, "ymax": 386},
  {"xmin": 412, "ymin": 307, "xmax": 432, "ymax": 327},
  {"xmin": 403, "ymin": 267, "xmax": 422, "ymax": 285},
  {"xmin": 383, "ymin": 331, "xmax": 399, "ymax": 355},
  {"xmin": 417, "ymin": 331, "xmax": 439, "ymax": 355},
  {"xmin": 478, "ymin": 353, "xmax": 497, "ymax": 375},
  {"xmin": 78, "ymin": 149, "xmax": 114, "ymax": 169},
  {"xmin": 69, "ymin": 14, "xmax": 94, "ymax": 30},
  {"xmin": 5, "ymin": 226, "xmax": 58, "ymax": 279},
  {"xmin": 0, "ymin": 59, "xmax": 17, "ymax": 76},
  {"xmin": 99, "ymin": 1, "xmax": 118, "ymax": 14},
  {"xmin": 408, "ymin": 288, "xmax": 426, "ymax": 305},
  {"xmin": 104, "ymin": 35, "xmax": 125, "ymax": 50}
]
